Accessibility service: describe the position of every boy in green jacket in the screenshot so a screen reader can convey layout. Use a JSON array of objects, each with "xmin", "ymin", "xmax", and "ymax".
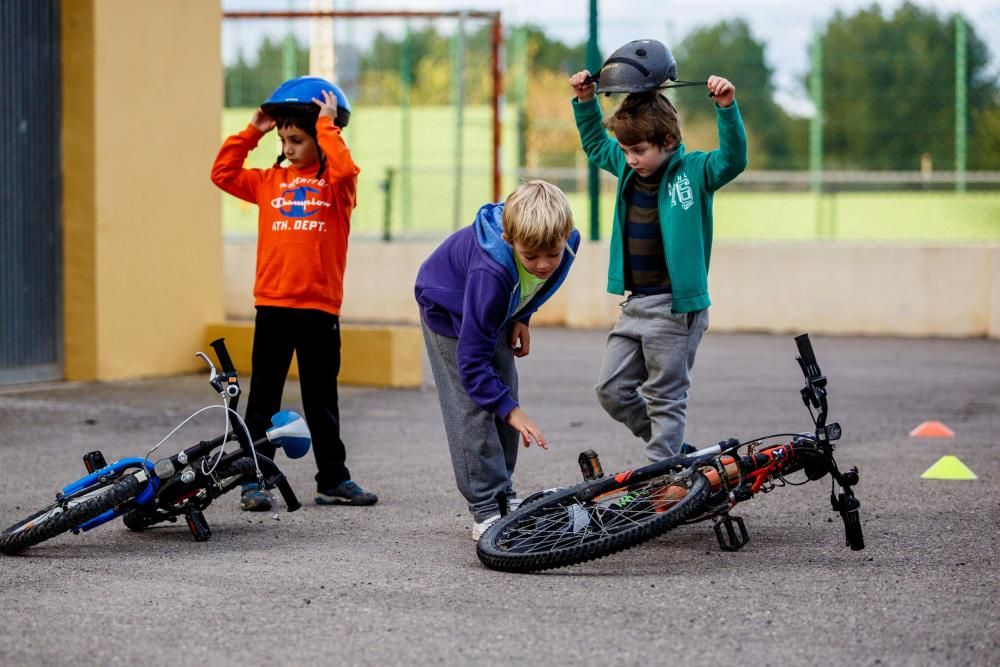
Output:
[{"xmin": 569, "ymin": 71, "xmax": 747, "ymax": 460}]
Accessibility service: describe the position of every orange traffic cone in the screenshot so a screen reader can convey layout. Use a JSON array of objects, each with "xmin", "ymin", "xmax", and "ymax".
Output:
[{"xmin": 909, "ymin": 420, "xmax": 955, "ymax": 438}]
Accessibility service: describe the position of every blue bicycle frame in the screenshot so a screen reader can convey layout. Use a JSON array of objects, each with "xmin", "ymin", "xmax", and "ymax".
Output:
[{"xmin": 62, "ymin": 458, "xmax": 159, "ymax": 532}]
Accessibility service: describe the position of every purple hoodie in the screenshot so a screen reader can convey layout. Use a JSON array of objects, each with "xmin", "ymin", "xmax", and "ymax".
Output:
[{"xmin": 414, "ymin": 202, "xmax": 580, "ymax": 418}]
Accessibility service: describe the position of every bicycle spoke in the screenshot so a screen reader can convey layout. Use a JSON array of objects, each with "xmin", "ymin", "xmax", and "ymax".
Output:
[{"xmin": 495, "ymin": 478, "xmax": 687, "ymax": 554}]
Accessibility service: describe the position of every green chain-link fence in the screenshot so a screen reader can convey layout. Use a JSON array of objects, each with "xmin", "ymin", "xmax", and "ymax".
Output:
[{"xmin": 222, "ymin": 3, "xmax": 1000, "ymax": 242}]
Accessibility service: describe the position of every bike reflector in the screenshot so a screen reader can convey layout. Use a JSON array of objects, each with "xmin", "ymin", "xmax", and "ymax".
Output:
[{"xmin": 266, "ymin": 411, "xmax": 312, "ymax": 459}]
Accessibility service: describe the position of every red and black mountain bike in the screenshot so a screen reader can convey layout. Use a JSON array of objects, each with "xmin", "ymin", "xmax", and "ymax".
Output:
[{"xmin": 477, "ymin": 334, "xmax": 864, "ymax": 573}]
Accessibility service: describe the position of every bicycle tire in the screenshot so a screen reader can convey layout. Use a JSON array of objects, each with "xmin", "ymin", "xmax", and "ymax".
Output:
[
  {"xmin": 122, "ymin": 457, "xmax": 257, "ymax": 532},
  {"xmin": 0, "ymin": 474, "xmax": 143, "ymax": 556},
  {"xmin": 477, "ymin": 470, "xmax": 711, "ymax": 573}
]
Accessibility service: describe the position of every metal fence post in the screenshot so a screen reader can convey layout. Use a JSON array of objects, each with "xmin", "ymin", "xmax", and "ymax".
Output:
[
  {"xmin": 586, "ymin": 0, "xmax": 601, "ymax": 241},
  {"xmin": 809, "ymin": 30, "xmax": 825, "ymax": 237},
  {"xmin": 381, "ymin": 167, "xmax": 395, "ymax": 242},
  {"xmin": 451, "ymin": 13, "xmax": 467, "ymax": 230},
  {"xmin": 955, "ymin": 14, "xmax": 967, "ymax": 193},
  {"xmin": 809, "ymin": 30, "xmax": 823, "ymax": 195},
  {"xmin": 401, "ymin": 21, "xmax": 412, "ymax": 232}
]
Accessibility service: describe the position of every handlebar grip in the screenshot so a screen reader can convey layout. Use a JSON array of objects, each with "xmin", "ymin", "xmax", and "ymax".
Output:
[
  {"xmin": 794, "ymin": 333, "xmax": 822, "ymax": 380},
  {"xmin": 276, "ymin": 478, "xmax": 301, "ymax": 512},
  {"xmin": 210, "ymin": 338, "xmax": 237, "ymax": 374}
]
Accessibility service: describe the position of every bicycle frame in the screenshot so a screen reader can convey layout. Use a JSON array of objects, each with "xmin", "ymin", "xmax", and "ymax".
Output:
[
  {"xmin": 577, "ymin": 333, "xmax": 864, "ymax": 551},
  {"xmin": 62, "ymin": 459, "xmax": 159, "ymax": 532},
  {"xmin": 67, "ymin": 337, "xmax": 303, "ymax": 533},
  {"xmin": 476, "ymin": 334, "xmax": 864, "ymax": 574},
  {"xmin": 0, "ymin": 338, "xmax": 311, "ymax": 556}
]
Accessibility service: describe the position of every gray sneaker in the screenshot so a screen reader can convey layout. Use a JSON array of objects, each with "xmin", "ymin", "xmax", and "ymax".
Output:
[{"xmin": 240, "ymin": 482, "xmax": 274, "ymax": 512}]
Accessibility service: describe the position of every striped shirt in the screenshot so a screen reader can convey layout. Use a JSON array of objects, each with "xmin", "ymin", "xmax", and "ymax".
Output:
[{"xmin": 624, "ymin": 165, "xmax": 670, "ymax": 294}]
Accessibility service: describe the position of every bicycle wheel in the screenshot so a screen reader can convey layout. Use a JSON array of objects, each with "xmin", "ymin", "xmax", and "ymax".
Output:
[
  {"xmin": 123, "ymin": 457, "xmax": 257, "ymax": 532},
  {"xmin": 0, "ymin": 474, "xmax": 143, "ymax": 555},
  {"xmin": 477, "ymin": 470, "xmax": 711, "ymax": 573}
]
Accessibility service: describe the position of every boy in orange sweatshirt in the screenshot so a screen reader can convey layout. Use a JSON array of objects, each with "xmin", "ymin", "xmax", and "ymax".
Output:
[{"xmin": 211, "ymin": 77, "xmax": 377, "ymax": 510}]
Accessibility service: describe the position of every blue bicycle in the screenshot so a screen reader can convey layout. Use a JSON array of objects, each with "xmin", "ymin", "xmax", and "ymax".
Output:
[{"xmin": 0, "ymin": 339, "xmax": 311, "ymax": 555}]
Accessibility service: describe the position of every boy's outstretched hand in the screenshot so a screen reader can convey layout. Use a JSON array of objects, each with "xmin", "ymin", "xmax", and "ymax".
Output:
[
  {"xmin": 569, "ymin": 70, "xmax": 596, "ymax": 102},
  {"xmin": 506, "ymin": 407, "xmax": 548, "ymax": 449},
  {"xmin": 707, "ymin": 75, "xmax": 735, "ymax": 108},
  {"xmin": 250, "ymin": 108, "xmax": 275, "ymax": 134},
  {"xmin": 313, "ymin": 89, "xmax": 339, "ymax": 121}
]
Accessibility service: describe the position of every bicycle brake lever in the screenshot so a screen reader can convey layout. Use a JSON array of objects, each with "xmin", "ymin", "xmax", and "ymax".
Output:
[
  {"xmin": 195, "ymin": 352, "xmax": 216, "ymax": 377},
  {"xmin": 195, "ymin": 352, "xmax": 225, "ymax": 393}
]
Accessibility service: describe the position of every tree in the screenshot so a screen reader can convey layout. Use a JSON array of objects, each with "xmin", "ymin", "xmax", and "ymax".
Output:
[
  {"xmin": 816, "ymin": 2, "xmax": 999, "ymax": 170},
  {"xmin": 357, "ymin": 24, "xmax": 495, "ymax": 105},
  {"xmin": 225, "ymin": 37, "xmax": 309, "ymax": 107},
  {"xmin": 520, "ymin": 24, "xmax": 586, "ymax": 74},
  {"xmin": 674, "ymin": 19, "xmax": 800, "ymax": 168}
]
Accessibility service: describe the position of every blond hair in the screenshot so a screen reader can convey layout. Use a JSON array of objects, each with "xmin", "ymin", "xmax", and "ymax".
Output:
[{"xmin": 501, "ymin": 180, "xmax": 574, "ymax": 251}]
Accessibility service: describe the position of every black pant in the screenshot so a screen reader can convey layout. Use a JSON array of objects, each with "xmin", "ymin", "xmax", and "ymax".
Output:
[{"xmin": 244, "ymin": 306, "xmax": 350, "ymax": 488}]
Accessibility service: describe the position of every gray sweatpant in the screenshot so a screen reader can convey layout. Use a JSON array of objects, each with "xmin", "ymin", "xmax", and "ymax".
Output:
[
  {"xmin": 421, "ymin": 320, "xmax": 520, "ymax": 522},
  {"xmin": 595, "ymin": 293, "xmax": 709, "ymax": 461}
]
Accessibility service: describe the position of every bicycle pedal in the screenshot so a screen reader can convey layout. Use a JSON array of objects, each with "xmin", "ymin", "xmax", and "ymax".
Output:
[
  {"xmin": 578, "ymin": 450, "xmax": 604, "ymax": 481},
  {"xmin": 713, "ymin": 515, "xmax": 750, "ymax": 552},
  {"xmin": 83, "ymin": 450, "xmax": 108, "ymax": 474},
  {"xmin": 185, "ymin": 510, "xmax": 211, "ymax": 542}
]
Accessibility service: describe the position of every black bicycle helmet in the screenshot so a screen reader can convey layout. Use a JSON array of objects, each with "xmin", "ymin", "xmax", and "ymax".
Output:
[{"xmin": 594, "ymin": 39, "xmax": 677, "ymax": 94}]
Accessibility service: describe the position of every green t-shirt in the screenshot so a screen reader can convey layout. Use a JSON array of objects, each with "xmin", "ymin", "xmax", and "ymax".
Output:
[{"xmin": 513, "ymin": 255, "xmax": 548, "ymax": 316}]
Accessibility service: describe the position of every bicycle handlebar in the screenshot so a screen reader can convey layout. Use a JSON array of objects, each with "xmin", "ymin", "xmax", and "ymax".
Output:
[
  {"xmin": 795, "ymin": 334, "xmax": 823, "ymax": 382},
  {"xmin": 249, "ymin": 454, "xmax": 302, "ymax": 513},
  {"xmin": 209, "ymin": 338, "xmax": 237, "ymax": 374}
]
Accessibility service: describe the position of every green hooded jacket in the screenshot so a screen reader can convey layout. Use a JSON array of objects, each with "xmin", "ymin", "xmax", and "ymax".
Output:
[{"xmin": 572, "ymin": 97, "xmax": 748, "ymax": 313}]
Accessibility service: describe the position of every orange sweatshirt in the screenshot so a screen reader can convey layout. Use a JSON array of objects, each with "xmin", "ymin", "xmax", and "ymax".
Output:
[{"xmin": 211, "ymin": 116, "xmax": 360, "ymax": 315}]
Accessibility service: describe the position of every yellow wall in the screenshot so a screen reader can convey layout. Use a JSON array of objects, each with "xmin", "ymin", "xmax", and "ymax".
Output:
[
  {"xmin": 62, "ymin": 0, "xmax": 224, "ymax": 380},
  {"xmin": 204, "ymin": 322, "xmax": 424, "ymax": 388},
  {"xmin": 57, "ymin": 0, "xmax": 997, "ymax": 385}
]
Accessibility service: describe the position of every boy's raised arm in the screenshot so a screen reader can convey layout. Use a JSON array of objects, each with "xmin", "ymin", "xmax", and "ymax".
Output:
[
  {"xmin": 210, "ymin": 110, "xmax": 270, "ymax": 203},
  {"xmin": 703, "ymin": 75, "xmax": 748, "ymax": 191},
  {"xmin": 315, "ymin": 119, "xmax": 360, "ymax": 182},
  {"xmin": 569, "ymin": 70, "xmax": 626, "ymax": 175},
  {"xmin": 314, "ymin": 90, "xmax": 360, "ymax": 182},
  {"xmin": 569, "ymin": 69, "xmax": 596, "ymax": 103}
]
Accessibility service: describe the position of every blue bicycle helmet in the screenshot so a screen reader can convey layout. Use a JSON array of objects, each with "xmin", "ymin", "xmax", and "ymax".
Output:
[{"xmin": 261, "ymin": 76, "xmax": 351, "ymax": 128}]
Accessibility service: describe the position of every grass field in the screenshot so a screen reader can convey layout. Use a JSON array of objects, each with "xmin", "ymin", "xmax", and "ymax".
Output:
[{"xmin": 222, "ymin": 106, "xmax": 1000, "ymax": 242}]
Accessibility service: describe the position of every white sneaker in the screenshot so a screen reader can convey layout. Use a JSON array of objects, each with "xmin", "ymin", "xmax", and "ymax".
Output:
[
  {"xmin": 470, "ymin": 498, "xmax": 523, "ymax": 541},
  {"xmin": 471, "ymin": 514, "xmax": 501, "ymax": 541}
]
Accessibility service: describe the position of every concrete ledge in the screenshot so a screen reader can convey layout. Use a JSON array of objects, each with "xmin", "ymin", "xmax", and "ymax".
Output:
[
  {"xmin": 226, "ymin": 240, "xmax": 1000, "ymax": 340},
  {"xmin": 205, "ymin": 322, "xmax": 422, "ymax": 388}
]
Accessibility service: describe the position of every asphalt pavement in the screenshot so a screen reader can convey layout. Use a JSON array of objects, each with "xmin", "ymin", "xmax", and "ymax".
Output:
[{"xmin": 1, "ymin": 328, "xmax": 998, "ymax": 666}]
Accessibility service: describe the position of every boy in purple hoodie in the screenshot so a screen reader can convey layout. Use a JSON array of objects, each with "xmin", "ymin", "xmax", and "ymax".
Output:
[{"xmin": 415, "ymin": 180, "xmax": 580, "ymax": 541}]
